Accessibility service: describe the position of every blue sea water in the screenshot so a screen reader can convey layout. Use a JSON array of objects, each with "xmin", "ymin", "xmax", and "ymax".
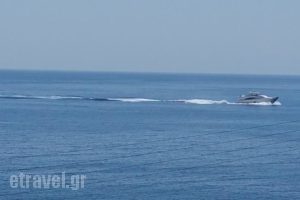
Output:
[{"xmin": 0, "ymin": 70, "xmax": 300, "ymax": 200}]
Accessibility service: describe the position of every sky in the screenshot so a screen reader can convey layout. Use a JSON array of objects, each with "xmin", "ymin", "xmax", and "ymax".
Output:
[{"xmin": 0, "ymin": 0, "xmax": 299, "ymax": 75}]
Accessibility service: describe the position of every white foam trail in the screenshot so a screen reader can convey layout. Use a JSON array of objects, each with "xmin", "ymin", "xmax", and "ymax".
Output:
[
  {"xmin": 108, "ymin": 98, "xmax": 160, "ymax": 102},
  {"xmin": 3, "ymin": 95, "xmax": 28, "ymax": 98},
  {"xmin": 241, "ymin": 101, "xmax": 282, "ymax": 106},
  {"xmin": 0, "ymin": 94, "xmax": 282, "ymax": 106},
  {"xmin": 36, "ymin": 96, "xmax": 83, "ymax": 100},
  {"xmin": 172, "ymin": 99, "xmax": 281, "ymax": 106},
  {"xmin": 0, "ymin": 94, "xmax": 83, "ymax": 100},
  {"xmin": 175, "ymin": 99, "xmax": 231, "ymax": 105}
]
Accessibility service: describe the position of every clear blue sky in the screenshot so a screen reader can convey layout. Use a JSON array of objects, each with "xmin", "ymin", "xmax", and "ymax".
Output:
[{"xmin": 0, "ymin": 0, "xmax": 299, "ymax": 74}]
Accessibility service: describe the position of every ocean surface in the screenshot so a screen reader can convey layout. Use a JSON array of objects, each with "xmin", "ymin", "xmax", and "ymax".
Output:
[{"xmin": 0, "ymin": 70, "xmax": 300, "ymax": 200}]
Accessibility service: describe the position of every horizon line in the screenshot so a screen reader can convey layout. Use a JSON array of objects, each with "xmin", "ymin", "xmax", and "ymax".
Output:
[{"xmin": 0, "ymin": 68, "xmax": 299, "ymax": 77}]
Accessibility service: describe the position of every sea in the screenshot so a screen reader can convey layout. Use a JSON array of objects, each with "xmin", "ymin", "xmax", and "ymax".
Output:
[{"xmin": 0, "ymin": 70, "xmax": 300, "ymax": 200}]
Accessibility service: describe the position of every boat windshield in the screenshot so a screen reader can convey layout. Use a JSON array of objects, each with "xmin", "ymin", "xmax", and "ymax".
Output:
[{"xmin": 248, "ymin": 92, "xmax": 260, "ymax": 96}]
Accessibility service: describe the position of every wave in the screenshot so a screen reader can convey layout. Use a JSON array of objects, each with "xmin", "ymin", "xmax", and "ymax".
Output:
[
  {"xmin": 175, "ymin": 99, "xmax": 231, "ymax": 105},
  {"xmin": 176, "ymin": 99, "xmax": 281, "ymax": 106},
  {"xmin": 0, "ymin": 94, "xmax": 84, "ymax": 100},
  {"xmin": 0, "ymin": 94, "xmax": 281, "ymax": 106},
  {"xmin": 108, "ymin": 98, "xmax": 159, "ymax": 102},
  {"xmin": 0, "ymin": 95, "xmax": 158, "ymax": 103},
  {"xmin": 242, "ymin": 101, "xmax": 282, "ymax": 106}
]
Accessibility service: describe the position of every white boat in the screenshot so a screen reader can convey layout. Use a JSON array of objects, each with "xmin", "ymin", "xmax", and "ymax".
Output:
[{"xmin": 237, "ymin": 92, "xmax": 279, "ymax": 104}]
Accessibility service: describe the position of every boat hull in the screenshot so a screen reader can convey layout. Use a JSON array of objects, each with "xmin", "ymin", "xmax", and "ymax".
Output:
[{"xmin": 237, "ymin": 97, "xmax": 279, "ymax": 104}]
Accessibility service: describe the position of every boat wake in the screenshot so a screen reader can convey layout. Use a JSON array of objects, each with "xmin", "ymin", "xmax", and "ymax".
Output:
[
  {"xmin": 0, "ymin": 95, "xmax": 84, "ymax": 100},
  {"xmin": 108, "ymin": 98, "xmax": 160, "ymax": 102},
  {"xmin": 0, "ymin": 94, "xmax": 281, "ymax": 106},
  {"xmin": 175, "ymin": 99, "xmax": 231, "ymax": 105},
  {"xmin": 177, "ymin": 99, "xmax": 281, "ymax": 106}
]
